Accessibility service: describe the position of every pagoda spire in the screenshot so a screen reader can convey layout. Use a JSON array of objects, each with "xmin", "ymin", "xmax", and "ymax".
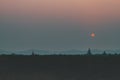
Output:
[{"xmin": 87, "ymin": 48, "xmax": 92, "ymax": 55}]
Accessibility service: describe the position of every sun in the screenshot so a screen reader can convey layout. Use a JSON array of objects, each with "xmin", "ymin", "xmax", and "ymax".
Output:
[{"xmin": 91, "ymin": 32, "xmax": 95, "ymax": 38}]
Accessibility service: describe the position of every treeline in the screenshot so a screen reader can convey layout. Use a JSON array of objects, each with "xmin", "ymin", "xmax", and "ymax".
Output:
[{"xmin": 0, "ymin": 48, "xmax": 120, "ymax": 56}]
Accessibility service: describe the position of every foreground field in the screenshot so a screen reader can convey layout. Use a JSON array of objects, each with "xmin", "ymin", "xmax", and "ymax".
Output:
[{"xmin": 0, "ymin": 55, "xmax": 120, "ymax": 80}]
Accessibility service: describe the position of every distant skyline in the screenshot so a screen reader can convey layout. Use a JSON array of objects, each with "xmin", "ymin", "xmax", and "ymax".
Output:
[{"xmin": 0, "ymin": 0, "xmax": 120, "ymax": 50}]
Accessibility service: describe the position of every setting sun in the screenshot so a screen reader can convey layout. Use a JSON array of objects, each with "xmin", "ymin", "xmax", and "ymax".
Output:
[{"xmin": 91, "ymin": 33, "xmax": 95, "ymax": 38}]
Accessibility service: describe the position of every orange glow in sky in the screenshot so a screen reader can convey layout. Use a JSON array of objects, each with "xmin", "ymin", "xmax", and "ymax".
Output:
[{"xmin": 0, "ymin": 0, "xmax": 120, "ymax": 24}]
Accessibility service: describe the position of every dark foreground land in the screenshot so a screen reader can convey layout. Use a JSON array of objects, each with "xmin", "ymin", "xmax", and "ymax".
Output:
[{"xmin": 0, "ymin": 55, "xmax": 120, "ymax": 80}]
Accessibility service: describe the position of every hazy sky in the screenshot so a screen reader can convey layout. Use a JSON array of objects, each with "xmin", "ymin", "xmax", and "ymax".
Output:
[{"xmin": 0, "ymin": 0, "xmax": 120, "ymax": 50}]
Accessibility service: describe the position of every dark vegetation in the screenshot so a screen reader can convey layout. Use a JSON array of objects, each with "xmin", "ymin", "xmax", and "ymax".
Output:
[{"xmin": 0, "ymin": 49, "xmax": 120, "ymax": 80}]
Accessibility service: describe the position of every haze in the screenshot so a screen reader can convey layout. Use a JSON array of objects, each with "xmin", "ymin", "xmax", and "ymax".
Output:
[{"xmin": 0, "ymin": 0, "xmax": 120, "ymax": 50}]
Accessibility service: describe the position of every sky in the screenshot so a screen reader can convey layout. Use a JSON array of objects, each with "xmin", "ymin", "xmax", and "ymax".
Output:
[{"xmin": 0, "ymin": 0, "xmax": 120, "ymax": 50}]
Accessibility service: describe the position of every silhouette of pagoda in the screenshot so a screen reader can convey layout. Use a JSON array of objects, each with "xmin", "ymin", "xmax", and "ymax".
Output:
[
  {"xmin": 32, "ymin": 51, "xmax": 35, "ymax": 56},
  {"xmin": 87, "ymin": 48, "xmax": 92, "ymax": 55},
  {"xmin": 103, "ymin": 51, "xmax": 107, "ymax": 55}
]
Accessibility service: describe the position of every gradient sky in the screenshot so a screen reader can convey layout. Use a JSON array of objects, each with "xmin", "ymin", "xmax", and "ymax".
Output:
[{"xmin": 0, "ymin": 0, "xmax": 120, "ymax": 50}]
